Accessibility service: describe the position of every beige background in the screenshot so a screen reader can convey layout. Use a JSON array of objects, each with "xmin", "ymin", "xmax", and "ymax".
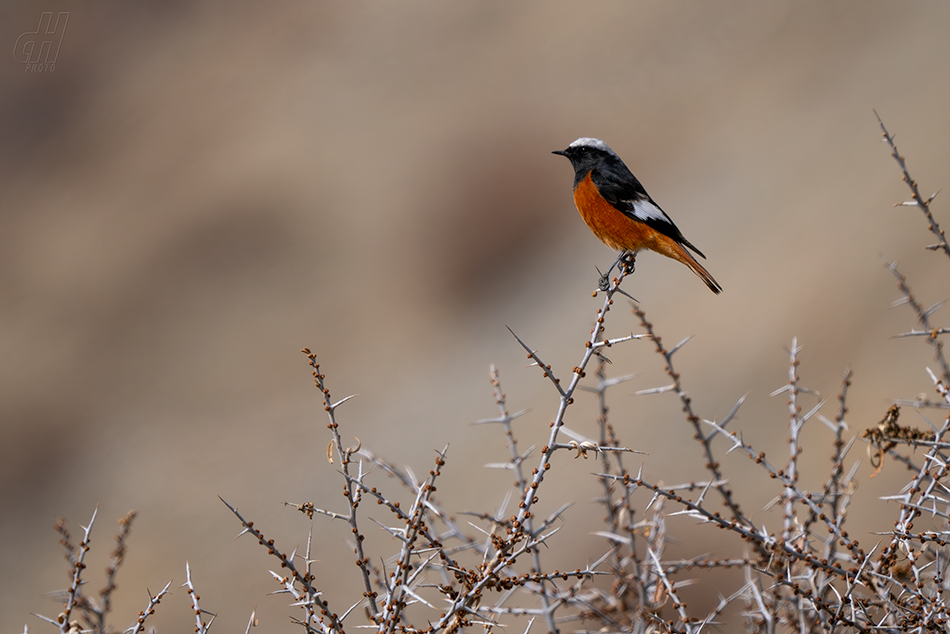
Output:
[{"xmin": 3, "ymin": 1, "xmax": 950, "ymax": 631}]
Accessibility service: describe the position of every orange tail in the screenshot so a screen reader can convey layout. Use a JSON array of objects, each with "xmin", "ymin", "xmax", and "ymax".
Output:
[{"xmin": 664, "ymin": 240, "xmax": 722, "ymax": 294}]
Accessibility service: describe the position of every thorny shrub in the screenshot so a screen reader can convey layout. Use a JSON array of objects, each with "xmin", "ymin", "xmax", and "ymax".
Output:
[{"xmin": 36, "ymin": 114, "xmax": 950, "ymax": 634}]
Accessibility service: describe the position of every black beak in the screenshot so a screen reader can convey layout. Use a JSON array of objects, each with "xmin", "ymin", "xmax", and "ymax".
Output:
[{"xmin": 552, "ymin": 149, "xmax": 568, "ymax": 157}]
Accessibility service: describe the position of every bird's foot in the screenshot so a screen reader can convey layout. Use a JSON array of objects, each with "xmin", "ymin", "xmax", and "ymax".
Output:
[
  {"xmin": 597, "ymin": 252, "xmax": 635, "ymax": 291},
  {"xmin": 620, "ymin": 252, "xmax": 636, "ymax": 275}
]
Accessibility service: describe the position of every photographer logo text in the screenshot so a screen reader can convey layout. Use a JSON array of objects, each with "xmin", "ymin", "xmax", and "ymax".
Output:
[{"xmin": 15, "ymin": 12, "xmax": 69, "ymax": 72}]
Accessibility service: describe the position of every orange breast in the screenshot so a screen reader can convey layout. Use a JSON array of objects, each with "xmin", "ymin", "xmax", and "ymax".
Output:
[{"xmin": 573, "ymin": 172, "xmax": 657, "ymax": 252}]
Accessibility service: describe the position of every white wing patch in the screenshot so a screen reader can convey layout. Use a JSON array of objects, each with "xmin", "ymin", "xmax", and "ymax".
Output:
[{"xmin": 631, "ymin": 199, "xmax": 668, "ymax": 223}]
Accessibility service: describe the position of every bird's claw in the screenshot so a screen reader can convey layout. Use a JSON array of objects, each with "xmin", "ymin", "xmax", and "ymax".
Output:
[{"xmin": 620, "ymin": 253, "xmax": 636, "ymax": 274}]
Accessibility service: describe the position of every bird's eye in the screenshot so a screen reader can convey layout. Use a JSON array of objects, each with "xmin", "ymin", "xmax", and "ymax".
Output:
[{"xmin": 578, "ymin": 147, "xmax": 588, "ymax": 153}]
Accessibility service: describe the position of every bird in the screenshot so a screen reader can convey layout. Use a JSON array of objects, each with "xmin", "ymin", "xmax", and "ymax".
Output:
[{"xmin": 553, "ymin": 137, "xmax": 721, "ymax": 294}]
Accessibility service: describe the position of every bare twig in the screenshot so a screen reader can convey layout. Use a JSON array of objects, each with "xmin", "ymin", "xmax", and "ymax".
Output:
[{"xmin": 875, "ymin": 110, "xmax": 950, "ymax": 260}]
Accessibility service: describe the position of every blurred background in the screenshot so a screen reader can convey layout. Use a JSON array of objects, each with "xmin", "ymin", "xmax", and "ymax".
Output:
[{"xmin": 3, "ymin": 1, "xmax": 950, "ymax": 630}]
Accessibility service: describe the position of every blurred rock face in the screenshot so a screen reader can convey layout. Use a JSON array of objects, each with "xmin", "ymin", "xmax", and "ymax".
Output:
[{"xmin": 2, "ymin": 2, "xmax": 949, "ymax": 630}]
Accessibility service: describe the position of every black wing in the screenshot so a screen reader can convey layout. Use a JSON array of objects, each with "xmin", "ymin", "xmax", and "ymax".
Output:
[{"xmin": 590, "ymin": 167, "xmax": 706, "ymax": 259}]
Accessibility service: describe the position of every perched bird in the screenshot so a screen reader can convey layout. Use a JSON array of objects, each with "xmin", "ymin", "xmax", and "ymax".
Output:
[{"xmin": 553, "ymin": 137, "xmax": 721, "ymax": 294}]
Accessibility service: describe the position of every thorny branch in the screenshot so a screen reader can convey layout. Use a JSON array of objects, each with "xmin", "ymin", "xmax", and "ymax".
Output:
[
  {"xmin": 875, "ymin": 111, "xmax": 950, "ymax": 260},
  {"xmin": 34, "ymin": 116, "xmax": 950, "ymax": 634}
]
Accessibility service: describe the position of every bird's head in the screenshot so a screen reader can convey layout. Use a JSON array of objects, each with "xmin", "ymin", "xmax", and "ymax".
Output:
[{"xmin": 553, "ymin": 137, "xmax": 620, "ymax": 174}]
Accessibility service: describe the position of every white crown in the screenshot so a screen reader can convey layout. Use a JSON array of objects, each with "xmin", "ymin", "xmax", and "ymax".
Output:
[{"xmin": 568, "ymin": 137, "xmax": 616, "ymax": 155}]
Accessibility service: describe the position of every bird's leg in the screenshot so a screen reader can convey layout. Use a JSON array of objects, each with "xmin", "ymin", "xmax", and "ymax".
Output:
[
  {"xmin": 620, "ymin": 252, "xmax": 636, "ymax": 274},
  {"xmin": 598, "ymin": 251, "xmax": 631, "ymax": 290},
  {"xmin": 596, "ymin": 251, "xmax": 639, "ymax": 301}
]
